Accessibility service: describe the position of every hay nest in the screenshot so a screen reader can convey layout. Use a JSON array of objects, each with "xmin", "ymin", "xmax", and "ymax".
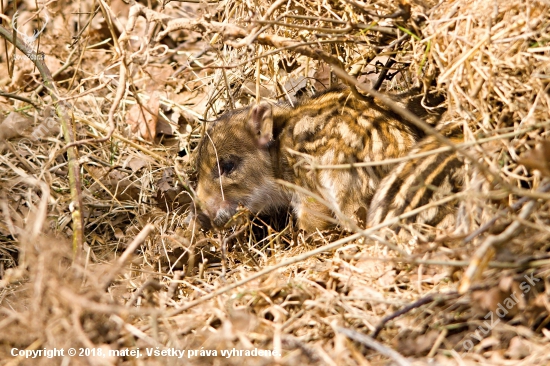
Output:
[{"xmin": 0, "ymin": 0, "xmax": 549, "ymax": 364}]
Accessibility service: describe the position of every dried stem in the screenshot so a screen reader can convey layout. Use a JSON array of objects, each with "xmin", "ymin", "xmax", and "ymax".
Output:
[{"xmin": 0, "ymin": 25, "xmax": 84, "ymax": 257}]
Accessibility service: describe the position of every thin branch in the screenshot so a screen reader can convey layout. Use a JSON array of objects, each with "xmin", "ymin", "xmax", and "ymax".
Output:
[
  {"xmin": 281, "ymin": 14, "xmax": 397, "ymax": 35},
  {"xmin": 337, "ymin": 327, "xmax": 412, "ymax": 366},
  {"xmin": 0, "ymin": 89, "xmax": 40, "ymax": 108},
  {"xmin": 371, "ymin": 292, "xmax": 458, "ymax": 339},
  {"xmin": 463, "ymin": 180, "xmax": 550, "ymax": 244},
  {"xmin": 0, "ymin": 25, "xmax": 85, "ymax": 257},
  {"xmin": 101, "ymin": 223, "xmax": 156, "ymax": 290},
  {"xmin": 459, "ymin": 196, "xmax": 540, "ymax": 294}
]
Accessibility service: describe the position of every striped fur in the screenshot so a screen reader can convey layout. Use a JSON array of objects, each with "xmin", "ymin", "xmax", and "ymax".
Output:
[
  {"xmin": 367, "ymin": 125, "xmax": 464, "ymax": 231},
  {"xmin": 193, "ymin": 87, "xmax": 461, "ymax": 233}
]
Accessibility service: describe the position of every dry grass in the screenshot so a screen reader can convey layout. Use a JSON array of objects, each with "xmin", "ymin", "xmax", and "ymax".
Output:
[{"xmin": 1, "ymin": 0, "xmax": 550, "ymax": 365}]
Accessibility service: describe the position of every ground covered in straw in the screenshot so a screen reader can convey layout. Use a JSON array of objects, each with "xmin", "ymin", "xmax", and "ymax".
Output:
[{"xmin": 1, "ymin": 0, "xmax": 550, "ymax": 365}]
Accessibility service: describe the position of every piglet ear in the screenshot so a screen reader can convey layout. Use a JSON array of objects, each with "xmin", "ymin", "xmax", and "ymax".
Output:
[{"xmin": 249, "ymin": 101, "xmax": 273, "ymax": 148}]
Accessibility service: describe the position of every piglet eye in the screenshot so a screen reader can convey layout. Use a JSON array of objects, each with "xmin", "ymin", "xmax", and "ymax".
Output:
[{"xmin": 220, "ymin": 160, "xmax": 236, "ymax": 176}]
